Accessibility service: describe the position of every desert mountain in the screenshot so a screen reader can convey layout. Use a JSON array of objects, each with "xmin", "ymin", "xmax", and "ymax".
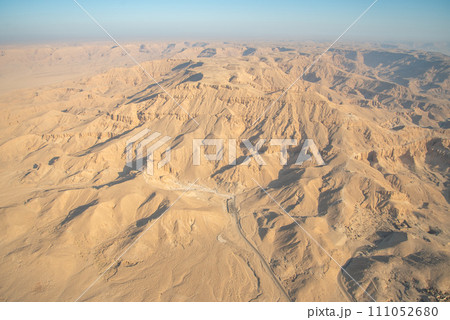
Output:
[{"xmin": 0, "ymin": 42, "xmax": 448, "ymax": 301}]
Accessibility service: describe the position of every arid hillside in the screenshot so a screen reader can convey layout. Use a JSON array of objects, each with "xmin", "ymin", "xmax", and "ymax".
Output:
[{"xmin": 0, "ymin": 42, "xmax": 448, "ymax": 301}]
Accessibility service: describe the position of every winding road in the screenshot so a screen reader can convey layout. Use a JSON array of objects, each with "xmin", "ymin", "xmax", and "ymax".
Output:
[
  {"xmin": 226, "ymin": 196, "xmax": 291, "ymax": 302},
  {"xmin": 337, "ymin": 245, "xmax": 374, "ymax": 302}
]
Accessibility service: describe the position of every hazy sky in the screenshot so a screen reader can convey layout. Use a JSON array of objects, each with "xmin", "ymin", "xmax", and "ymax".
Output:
[{"xmin": 0, "ymin": 0, "xmax": 449, "ymax": 44}]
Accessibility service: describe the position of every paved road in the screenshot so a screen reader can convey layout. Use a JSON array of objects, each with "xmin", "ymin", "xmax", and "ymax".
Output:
[
  {"xmin": 226, "ymin": 196, "xmax": 291, "ymax": 302},
  {"xmin": 337, "ymin": 246, "xmax": 374, "ymax": 302}
]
